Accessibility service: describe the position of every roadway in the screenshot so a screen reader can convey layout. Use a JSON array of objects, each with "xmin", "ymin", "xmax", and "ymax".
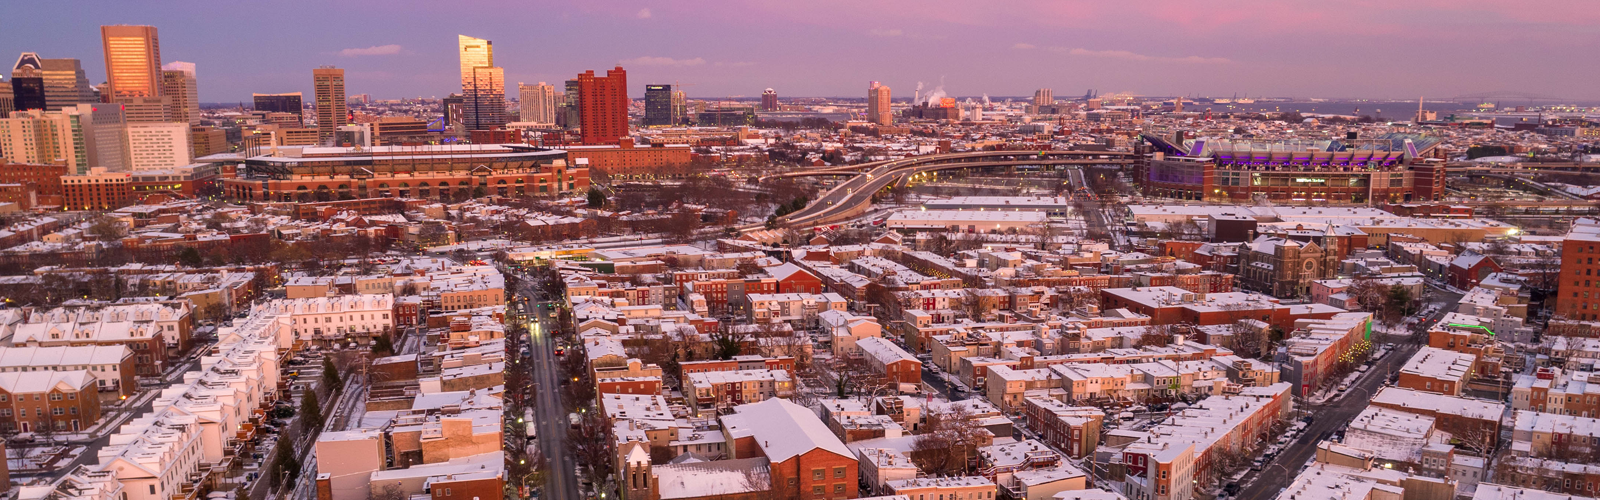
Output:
[
  {"xmin": 1235, "ymin": 286, "xmax": 1464, "ymax": 499},
  {"xmin": 514, "ymin": 280, "xmax": 581, "ymax": 500},
  {"xmin": 777, "ymin": 151, "xmax": 1135, "ymax": 229}
]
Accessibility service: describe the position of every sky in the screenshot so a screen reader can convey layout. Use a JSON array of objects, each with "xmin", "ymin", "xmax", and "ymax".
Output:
[{"xmin": 4, "ymin": 0, "xmax": 1599, "ymax": 103}]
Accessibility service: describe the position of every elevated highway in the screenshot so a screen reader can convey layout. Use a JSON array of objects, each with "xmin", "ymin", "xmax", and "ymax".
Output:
[
  {"xmin": 1449, "ymin": 161, "xmax": 1600, "ymax": 174},
  {"xmin": 772, "ymin": 150, "xmax": 1135, "ymax": 229}
]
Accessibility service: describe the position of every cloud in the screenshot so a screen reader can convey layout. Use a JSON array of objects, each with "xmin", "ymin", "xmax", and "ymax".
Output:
[
  {"xmin": 619, "ymin": 56, "xmax": 707, "ymax": 67},
  {"xmin": 1052, "ymin": 47, "xmax": 1231, "ymax": 64},
  {"xmin": 1012, "ymin": 43, "xmax": 1037, "ymax": 50},
  {"xmin": 636, "ymin": 8, "xmax": 652, "ymax": 18},
  {"xmin": 714, "ymin": 61, "xmax": 757, "ymax": 67},
  {"xmin": 867, "ymin": 28, "xmax": 904, "ymax": 37},
  {"xmin": 339, "ymin": 44, "xmax": 402, "ymax": 57}
]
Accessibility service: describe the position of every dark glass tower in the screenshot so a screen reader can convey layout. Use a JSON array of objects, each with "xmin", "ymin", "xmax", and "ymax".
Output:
[{"xmin": 644, "ymin": 84, "xmax": 673, "ymax": 126}]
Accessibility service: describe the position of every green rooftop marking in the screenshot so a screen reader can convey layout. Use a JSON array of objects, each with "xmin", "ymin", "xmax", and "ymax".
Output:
[{"xmin": 1445, "ymin": 323, "xmax": 1495, "ymax": 336}]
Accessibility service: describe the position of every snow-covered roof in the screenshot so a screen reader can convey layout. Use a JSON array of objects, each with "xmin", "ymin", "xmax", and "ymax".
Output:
[{"xmin": 720, "ymin": 398, "xmax": 852, "ymax": 462}]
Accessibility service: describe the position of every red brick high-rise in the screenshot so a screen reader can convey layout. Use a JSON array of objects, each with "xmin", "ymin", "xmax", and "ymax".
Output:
[{"xmin": 577, "ymin": 66, "xmax": 628, "ymax": 145}]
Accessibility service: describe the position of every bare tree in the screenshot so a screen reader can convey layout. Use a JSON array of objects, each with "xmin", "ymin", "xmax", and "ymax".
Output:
[
  {"xmin": 1136, "ymin": 324, "xmax": 1175, "ymax": 347},
  {"xmin": 910, "ymin": 405, "xmax": 984, "ymax": 476}
]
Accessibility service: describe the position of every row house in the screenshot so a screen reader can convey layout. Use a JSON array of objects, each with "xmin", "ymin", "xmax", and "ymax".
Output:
[
  {"xmin": 1132, "ymin": 271, "xmax": 1236, "ymax": 294},
  {"xmin": 98, "ymin": 308, "xmax": 286, "ymax": 500},
  {"xmin": 1427, "ymin": 313, "xmax": 1510, "ymax": 377},
  {"xmin": 679, "ymin": 356, "xmax": 796, "ymax": 376},
  {"xmin": 0, "ymin": 345, "xmax": 136, "ymax": 398},
  {"xmin": 1512, "ymin": 367, "xmax": 1600, "ymax": 417},
  {"xmin": 0, "ymin": 371, "xmax": 101, "ymax": 433},
  {"xmin": 1051, "ymin": 360, "xmax": 1231, "ymax": 404},
  {"xmin": 1114, "ymin": 383, "xmax": 1292, "ymax": 500},
  {"xmin": 986, "ymin": 366, "xmax": 1059, "ymax": 412},
  {"xmin": 685, "ymin": 369, "xmax": 793, "ymax": 415},
  {"xmin": 1494, "ymin": 457, "xmax": 1600, "ymax": 496},
  {"xmin": 1511, "ymin": 410, "xmax": 1600, "ymax": 459},
  {"xmin": 1397, "ymin": 347, "xmax": 1476, "ymax": 397},
  {"xmin": 821, "ymin": 310, "xmax": 882, "ymax": 358},
  {"xmin": 1369, "ymin": 387, "xmax": 1505, "ymax": 445},
  {"xmin": 257, "ymin": 293, "xmax": 395, "ymax": 346},
  {"xmin": 1022, "ymin": 396, "xmax": 1104, "ymax": 458},
  {"xmin": 6, "ymin": 301, "xmax": 191, "ymax": 377},
  {"xmin": 855, "ymin": 337, "xmax": 922, "ymax": 387},
  {"xmin": 1278, "ymin": 312, "xmax": 1371, "ymax": 397},
  {"xmin": 747, "ymin": 293, "xmax": 847, "ymax": 327},
  {"xmin": 679, "ymin": 272, "xmax": 777, "ymax": 315}
]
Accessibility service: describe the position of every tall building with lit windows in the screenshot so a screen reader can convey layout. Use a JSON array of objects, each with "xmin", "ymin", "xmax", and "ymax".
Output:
[
  {"xmin": 312, "ymin": 67, "xmax": 346, "ymax": 144},
  {"xmin": 643, "ymin": 84, "xmax": 673, "ymax": 126},
  {"xmin": 1558, "ymin": 218, "xmax": 1600, "ymax": 322},
  {"xmin": 101, "ymin": 25, "xmax": 172, "ymax": 123},
  {"xmin": 10, "ymin": 53, "xmax": 95, "ymax": 111},
  {"xmin": 160, "ymin": 62, "xmax": 199, "ymax": 126},
  {"xmin": 100, "ymin": 25, "xmax": 162, "ymax": 99},
  {"xmin": 519, "ymin": 82, "xmax": 555, "ymax": 124},
  {"xmin": 457, "ymin": 35, "xmax": 506, "ymax": 131},
  {"xmin": 867, "ymin": 81, "xmax": 891, "ymax": 126},
  {"xmin": 577, "ymin": 66, "xmax": 628, "ymax": 145}
]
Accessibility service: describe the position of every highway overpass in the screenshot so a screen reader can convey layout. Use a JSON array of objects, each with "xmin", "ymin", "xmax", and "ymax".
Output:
[{"xmin": 772, "ymin": 150, "xmax": 1134, "ymax": 229}]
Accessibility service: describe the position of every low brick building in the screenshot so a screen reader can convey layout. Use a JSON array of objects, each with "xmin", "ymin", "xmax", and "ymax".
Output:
[{"xmin": 0, "ymin": 371, "xmax": 102, "ymax": 433}]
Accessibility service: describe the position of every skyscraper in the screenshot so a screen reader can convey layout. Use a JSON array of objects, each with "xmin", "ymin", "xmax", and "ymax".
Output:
[
  {"xmin": 518, "ymin": 82, "xmax": 555, "ymax": 124},
  {"xmin": 761, "ymin": 88, "xmax": 778, "ymax": 112},
  {"xmin": 11, "ymin": 53, "xmax": 95, "ymax": 111},
  {"xmin": 671, "ymin": 90, "xmax": 687, "ymax": 126},
  {"xmin": 161, "ymin": 62, "xmax": 199, "ymax": 126},
  {"xmin": 644, "ymin": 84, "xmax": 673, "ymax": 127},
  {"xmin": 577, "ymin": 67, "xmax": 628, "ymax": 145},
  {"xmin": 312, "ymin": 66, "xmax": 346, "ymax": 144},
  {"xmin": 562, "ymin": 80, "xmax": 581, "ymax": 130},
  {"xmin": 457, "ymin": 35, "xmax": 507, "ymax": 131},
  {"xmin": 83, "ymin": 103, "xmax": 131, "ymax": 172},
  {"xmin": 0, "ymin": 80, "xmax": 12, "ymax": 116},
  {"xmin": 867, "ymin": 81, "xmax": 892, "ymax": 126},
  {"xmin": 1033, "ymin": 88, "xmax": 1053, "ymax": 107},
  {"xmin": 100, "ymin": 25, "xmax": 163, "ymax": 99}
]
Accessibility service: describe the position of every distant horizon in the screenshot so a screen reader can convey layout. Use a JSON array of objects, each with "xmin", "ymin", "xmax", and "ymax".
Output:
[{"xmin": 16, "ymin": 1, "xmax": 1596, "ymax": 103}]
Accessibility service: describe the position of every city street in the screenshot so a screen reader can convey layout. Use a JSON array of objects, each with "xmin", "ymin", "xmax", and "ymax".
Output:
[
  {"xmin": 516, "ymin": 279, "xmax": 581, "ymax": 500},
  {"xmin": 1236, "ymin": 286, "xmax": 1465, "ymax": 498}
]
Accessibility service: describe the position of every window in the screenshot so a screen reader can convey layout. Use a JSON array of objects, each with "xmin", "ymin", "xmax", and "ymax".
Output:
[
  {"xmin": 52, "ymin": 407, "xmax": 63, "ymax": 416},
  {"xmin": 49, "ymin": 393, "xmax": 62, "ymax": 401},
  {"xmin": 444, "ymin": 489, "xmax": 452, "ymax": 496},
  {"xmin": 812, "ymin": 486, "xmax": 825, "ymax": 497},
  {"xmin": 813, "ymin": 469, "xmax": 824, "ymax": 481},
  {"xmin": 834, "ymin": 466, "xmax": 845, "ymax": 479},
  {"xmin": 834, "ymin": 484, "xmax": 846, "ymax": 494}
]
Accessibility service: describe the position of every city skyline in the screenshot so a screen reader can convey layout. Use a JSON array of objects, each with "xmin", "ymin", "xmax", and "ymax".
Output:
[{"xmin": 5, "ymin": 0, "xmax": 1599, "ymax": 103}]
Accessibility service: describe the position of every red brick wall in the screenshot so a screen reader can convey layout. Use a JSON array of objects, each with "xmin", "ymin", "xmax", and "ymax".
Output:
[
  {"xmin": 430, "ymin": 475, "xmax": 504, "ymax": 500},
  {"xmin": 769, "ymin": 449, "xmax": 858, "ymax": 500}
]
